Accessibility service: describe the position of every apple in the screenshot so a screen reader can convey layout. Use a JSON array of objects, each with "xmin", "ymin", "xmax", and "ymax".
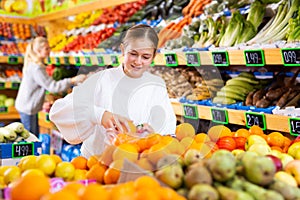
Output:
[
  {"xmin": 247, "ymin": 143, "xmax": 271, "ymax": 156},
  {"xmin": 287, "ymin": 142, "xmax": 300, "ymax": 158},
  {"xmin": 245, "ymin": 135, "xmax": 267, "ymax": 150},
  {"xmin": 270, "ymin": 149, "xmax": 282, "ymax": 158},
  {"xmin": 279, "ymin": 153, "xmax": 294, "ymax": 169},
  {"xmin": 274, "ymin": 171, "xmax": 298, "ymax": 187},
  {"xmin": 266, "ymin": 155, "xmax": 282, "ymax": 172},
  {"xmin": 284, "ymin": 160, "xmax": 300, "ymax": 186}
]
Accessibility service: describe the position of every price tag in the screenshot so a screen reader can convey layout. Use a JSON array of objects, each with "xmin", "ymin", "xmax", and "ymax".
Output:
[
  {"xmin": 54, "ymin": 57, "xmax": 61, "ymax": 66},
  {"xmin": 0, "ymin": 106, "xmax": 8, "ymax": 113},
  {"xmin": 281, "ymin": 48, "xmax": 300, "ymax": 66},
  {"xmin": 211, "ymin": 108, "xmax": 228, "ymax": 124},
  {"xmin": 186, "ymin": 52, "xmax": 200, "ymax": 66},
  {"xmin": 212, "ymin": 51, "xmax": 229, "ymax": 66},
  {"xmin": 164, "ymin": 53, "xmax": 178, "ymax": 67},
  {"xmin": 11, "ymin": 82, "xmax": 20, "ymax": 89},
  {"xmin": 97, "ymin": 56, "xmax": 105, "ymax": 66},
  {"xmin": 244, "ymin": 50, "xmax": 265, "ymax": 66},
  {"xmin": 183, "ymin": 104, "xmax": 198, "ymax": 119},
  {"xmin": 74, "ymin": 57, "xmax": 81, "ymax": 66},
  {"xmin": 289, "ymin": 118, "xmax": 300, "ymax": 136},
  {"xmin": 85, "ymin": 56, "xmax": 92, "ymax": 66},
  {"xmin": 0, "ymin": 82, "xmax": 5, "ymax": 89},
  {"xmin": 245, "ymin": 112, "xmax": 266, "ymax": 130},
  {"xmin": 63, "ymin": 57, "xmax": 69, "ymax": 65},
  {"xmin": 12, "ymin": 143, "xmax": 34, "ymax": 158},
  {"xmin": 47, "ymin": 57, "xmax": 51, "ymax": 64},
  {"xmin": 45, "ymin": 113, "xmax": 50, "ymax": 122},
  {"xmin": 8, "ymin": 56, "xmax": 18, "ymax": 64},
  {"xmin": 111, "ymin": 55, "xmax": 119, "ymax": 66}
]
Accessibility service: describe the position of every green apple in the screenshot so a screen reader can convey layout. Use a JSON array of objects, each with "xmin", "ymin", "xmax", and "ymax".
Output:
[
  {"xmin": 279, "ymin": 153, "xmax": 294, "ymax": 169},
  {"xmin": 284, "ymin": 160, "xmax": 300, "ymax": 186},
  {"xmin": 247, "ymin": 143, "xmax": 271, "ymax": 156},
  {"xmin": 288, "ymin": 142, "xmax": 300, "ymax": 158},
  {"xmin": 245, "ymin": 135, "xmax": 267, "ymax": 150},
  {"xmin": 274, "ymin": 171, "xmax": 298, "ymax": 187},
  {"xmin": 231, "ymin": 149, "xmax": 245, "ymax": 158}
]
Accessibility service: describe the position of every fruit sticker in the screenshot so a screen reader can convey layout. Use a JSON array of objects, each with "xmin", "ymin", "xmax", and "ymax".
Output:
[
  {"xmin": 289, "ymin": 117, "xmax": 300, "ymax": 136},
  {"xmin": 245, "ymin": 112, "xmax": 266, "ymax": 130},
  {"xmin": 12, "ymin": 142, "xmax": 34, "ymax": 158}
]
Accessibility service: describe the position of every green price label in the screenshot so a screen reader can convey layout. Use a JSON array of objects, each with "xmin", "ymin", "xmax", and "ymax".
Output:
[
  {"xmin": 211, "ymin": 108, "xmax": 228, "ymax": 124},
  {"xmin": 281, "ymin": 48, "xmax": 300, "ymax": 66},
  {"xmin": 97, "ymin": 56, "xmax": 105, "ymax": 66},
  {"xmin": 11, "ymin": 82, "xmax": 20, "ymax": 89},
  {"xmin": 8, "ymin": 56, "xmax": 18, "ymax": 64},
  {"xmin": 244, "ymin": 49, "xmax": 265, "ymax": 66},
  {"xmin": 63, "ymin": 57, "xmax": 70, "ymax": 65},
  {"xmin": 111, "ymin": 55, "xmax": 119, "ymax": 66},
  {"xmin": 245, "ymin": 112, "xmax": 266, "ymax": 130},
  {"xmin": 0, "ymin": 106, "xmax": 8, "ymax": 113},
  {"xmin": 164, "ymin": 53, "xmax": 178, "ymax": 67},
  {"xmin": 289, "ymin": 118, "xmax": 300, "ymax": 136},
  {"xmin": 85, "ymin": 56, "xmax": 92, "ymax": 66},
  {"xmin": 0, "ymin": 82, "xmax": 5, "ymax": 89},
  {"xmin": 74, "ymin": 57, "xmax": 81, "ymax": 66},
  {"xmin": 183, "ymin": 104, "xmax": 198, "ymax": 119},
  {"xmin": 12, "ymin": 143, "xmax": 34, "ymax": 158},
  {"xmin": 212, "ymin": 51, "xmax": 229, "ymax": 66},
  {"xmin": 186, "ymin": 52, "xmax": 200, "ymax": 66},
  {"xmin": 55, "ymin": 57, "xmax": 61, "ymax": 66}
]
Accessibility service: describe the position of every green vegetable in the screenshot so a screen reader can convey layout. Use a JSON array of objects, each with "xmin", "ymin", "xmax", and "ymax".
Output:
[
  {"xmin": 235, "ymin": 21, "xmax": 256, "ymax": 44},
  {"xmin": 287, "ymin": 9, "xmax": 300, "ymax": 42},
  {"xmin": 246, "ymin": 0, "xmax": 266, "ymax": 31}
]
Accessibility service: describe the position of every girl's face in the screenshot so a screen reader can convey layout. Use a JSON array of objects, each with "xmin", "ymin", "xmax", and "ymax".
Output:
[
  {"xmin": 121, "ymin": 38, "xmax": 156, "ymax": 78},
  {"xmin": 36, "ymin": 43, "xmax": 51, "ymax": 59}
]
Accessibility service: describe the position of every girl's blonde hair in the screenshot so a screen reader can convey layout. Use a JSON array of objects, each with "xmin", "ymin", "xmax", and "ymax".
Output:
[{"xmin": 23, "ymin": 37, "xmax": 48, "ymax": 72}]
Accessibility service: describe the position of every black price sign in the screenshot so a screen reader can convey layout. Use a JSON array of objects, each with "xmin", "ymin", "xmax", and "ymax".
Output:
[
  {"xmin": 97, "ymin": 56, "xmax": 104, "ymax": 66},
  {"xmin": 85, "ymin": 56, "xmax": 92, "ymax": 66},
  {"xmin": 164, "ymin": 53, "xmax": 178, "ymax": 67},
  {"xmin": 55, "ymin": 57, "xmax": 61, "ymax": 66},
  {"xmin": 11, "ymin": 82, "xmax": 20, "ymax": 89},
  {"xmin": 74, "ymin": 57, "xmax": 81, "ymax": 66},
  {"xmin": 47, "ymin": 57, "xmax": 51, "ymax": 64},
  {"xmin": 186, "ymin": 52, "xmax": 200, "ymax": 66},
  {"xmin": 245, "ymin": 112, "xmax": 266, "ymax": 130},
  {"xmin": 183, "ymin": 104, "xmax": 198, "ymax": 119},
  {"xmin": 0, "ymin": 106, "xmax": 8, "ymax": 113},
  {"xmin": 63, "ymin": 57, "xmax": 69, "ymax": 65},
  {"xmin": 211, "ymin": 108, "xmax": 228, "ymax": 124},
  {"xmin": 281, "ymin": 48, "xmax": 300, "ymax": 66},
  {"xmin": 212, "ymin": 51, "xmax": 229, "ymax": 66},
  {"xmin": 12, "ymin": 143, "xmax": 34, "ymax": 158},
  {"xmin": 289, "ymin": 118, "xmax": 300, "ymax": 136},
  {"xmin": 111, "ymin": 55, "xmax": 119, "ymax": 66},
  {"xmin": 244, "ymin": 50, "xmax": 265, "ymax": 66},
  {"xmin": 8, "ymin": 56, "xmax": 18, "ymax": 64},
  {"xmin": 0, "ymin": 82, "xmax": 5, "ymax": 89}
]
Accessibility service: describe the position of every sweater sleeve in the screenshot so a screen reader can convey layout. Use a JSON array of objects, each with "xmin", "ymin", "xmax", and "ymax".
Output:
[
  {"xmin": 49, "ymin": 73, "xmax": 106, "ymax": 144},
  {"xmin": 33, "ymin": 65, "xmax": 72, "ymax": 93}
]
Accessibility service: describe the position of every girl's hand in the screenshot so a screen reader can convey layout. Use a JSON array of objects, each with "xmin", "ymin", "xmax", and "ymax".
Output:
[{"xmin": 101, "ymin": 111, "xmax": 131, "ymax": 133}]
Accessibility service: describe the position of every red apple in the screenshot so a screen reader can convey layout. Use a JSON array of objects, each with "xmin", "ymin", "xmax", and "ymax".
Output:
[
  {"xmin": 284, "ymin": 159, "xmax": 300, "ymax": 186},
  {"xmin": 266, "ymin": 154, "xmax": 283, "ymax": 172}
]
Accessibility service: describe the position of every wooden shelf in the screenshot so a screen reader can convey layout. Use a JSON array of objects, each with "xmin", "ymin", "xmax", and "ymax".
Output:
[
  {"xmin": 0, "ymin": 107, "xmax": 20, "ymax": 120},
  {"xmin": 172, "ymin": 101, "xmax": 291, "ymax": 134}
]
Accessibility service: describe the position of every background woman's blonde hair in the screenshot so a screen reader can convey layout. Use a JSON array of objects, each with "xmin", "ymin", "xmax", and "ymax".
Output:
[{"xmin": 23, "ymin": 37, "xmax": 48, "ymax": 72}]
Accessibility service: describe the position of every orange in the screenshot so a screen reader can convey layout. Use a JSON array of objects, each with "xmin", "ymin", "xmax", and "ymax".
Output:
[
  {"xmin": 249, "ymin": 125, "xmax": 264, "ymax": 136},
  {"xmin": 110, "ymin": 182, "xmax": 135, "ymax": 200},
  {"xmin": 133, "ymin": 175, "xmax": 160, "ymax": 190},
  {"xmin": 234, "ymin": 129, "xmax": 250, "ymax": 138},
  {"xmin": 271, "ymin": 146, "xmax": 283, "ymax": 152},
  {"xmin": 41, "ymin": 189, "xmax": 80, "ymax": 200},
  {"xmin": 134, "ymin": 188, "xmax": 161, "ymax": 200},
  {"xmin": 77, "ymin": 183, "xmax": 109, "ymax": 200},
  {"xmin": 145, "ymin": 133, "xmax": 162, "ymax": 148},
  {"xmin": 207, "ymin": 125, "xmax": 231, "ymax": 142},
  {"xmin": 158, "ymin": 186, "xmax": 185, "ymax": 200},
  {"xmin": 71, "ymin": 156, "xmax": 88, "ymax": 170},
  {"xmin": 136, "ymin": 138, "xmax": 148, "ymax": 152},
  {"xmin": 63, "ymin": 182, "xmax": 85, "ymax": 193},
  {"xmin": 194, "ymin": 133, "xmax": 211, "ymax": 143},
  {"xmin": 11, "ymin": 173, "xmax": 50, "ymax": 200},
  {"xmin": 112, "ymin": 143, "xmax": 139, "ymax": 162},
  {"xmin": 103, "ymin": 167, "xmax": 120, "ymax": 185},
  {"xmin": 50, "ymin": 154, "xmax": 62, "ymax": 165},
  {"xmin": 266, "ymin": 132, "xmax": 285, "ymax": 147},
  {"xmin": 134, "ymin": 158, "xmax": 154, "ymax": 172},
  {"xmin": 147, "ymin": 143, "xmax": 170, "ymax": 164},
  {"xmin": 175, "ymin": 123, "xmax": 196, "ymax": 141},
  {"xmin": 283, "ymin": 136, "xmax": 292, "ymax": 148},
  {"xmin": 87, "ymin": 155, "xmax": 100, "ymax": 169},
  {"xmin": 86, "ymin": 163, "xmax": 107, "ymax": 183},
  {"xmin": 113, "ymin": 133, "xmax": 132, "ymax": 146}
]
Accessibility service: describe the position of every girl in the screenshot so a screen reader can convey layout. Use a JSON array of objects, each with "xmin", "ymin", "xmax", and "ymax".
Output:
[
  {"xmin": 50, "ymin": 25, "xmax": 176, "ymax": 158},
  {"xmin": 15, "ymin": 37, "xmax": 85, "ymax": 137}
]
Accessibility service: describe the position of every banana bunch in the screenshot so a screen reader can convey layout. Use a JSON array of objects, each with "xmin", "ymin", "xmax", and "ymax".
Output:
[
  {"xmin": 0, "ymin": 122, "xmax": 30, "ymax": 143},
  {"xmin": 213, "ymin": 72, "xmax": 263, "ymax": 104},
  {"xmin": 186, "ymin": 79, "xmax": 224, "ymax": 101}
]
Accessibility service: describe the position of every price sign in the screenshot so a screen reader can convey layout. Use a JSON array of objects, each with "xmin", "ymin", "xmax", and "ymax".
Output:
[
  {"xmin": 281, "ymin": 48, "xmax": 300, "ymax": 66},
  {"xmin": 11, "ymin": 82, "xmax": 20, "ymax": 89},
  {"xmin": 245, "ymin": 112, "xmax": 266, "ymax": 130},
  {"xmin": 212, "ymin": 51, "xmax": 229, "ymax": 66},
  {"xmin": 46, "ymin": 113, "xmax": 50, "ymax": 122},
  {"xmin": 0, "ymin": 106, "xmax": 8, "ymax": 113},
  {"xmin": 8, "ymin": 56, "xmax": 18, "ymax": 64},
  {"xmin": 289, "ymin": 118, "xmax": 300, "ymax": 136},
  {"xmin": 211, "ymin": 108, "xmax": 228, "ymax": 124},
  {"xmin": 85, "ymin": 56, "xmax": 92, "ymax": 66},
  {"xmin": 63, "ymin": 57, "xmax": 70, "ymax": 65},
  {"xmin": 183, "ymin": 104, "xmax": 198, "ymax": 119},
  {"xmin": 164, "ymin": 53, "xmax": 178, "ymax": 67},
  {"xmin": 244, "ymin": 50, "xmax": 265, "ymax": 66},
  {"xmin": 54, "ymin": 57, "xmax": 61, "ymax": 66},
  {"xmin": 186, "ymin": 52, "xmax": 200, "ymax": 66},
  {"xmin": 47, "ymin": 57, "xmax": 51, "ymax": 64},
  {"xmin": 111, "ymin": 55, "xmax": 119, "ymax": 66},
  {"xmin": 12, "ymin": 143, "xmax": 34, "ymax": 158},
  {"xmin": 74, "ymin": 57, "xmax": 81, "ymax": 66},
  {"xmin": 0, "ymin": 82, "xmax": 5, "ymax": 89},
  {"xmin": 97, "ymin": 56, "xmax": 105, "ymax": 66}
]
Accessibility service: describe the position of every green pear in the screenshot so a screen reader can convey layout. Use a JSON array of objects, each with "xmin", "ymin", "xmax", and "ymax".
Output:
[
  {"xmin": 243, "ymin": 180, "xmax": 268, "ymax": 200},
  {"xmin": 184, "ymin": 165, "xmax": 212, "ymax": 188},
  {"xmin": 188, "ymin": 184, "xmax": 219, "ymax": 200},
  {"xmin": 184, "ymin": 149, "xmax": 204, "ymax": 166},
  {"xmin": 155, "ymin": 164, "xmax": 184, "ymax": 189},
  {"xmin": 216, "ymin": 185, "xmax": 255, "ymax": 200},
  {"xmin": 244, "ymin": 156, "xmax": 276, "ymax": 186},
  {"xmin": 207, "ymin": 150, "xmax": 236, "ymax": 182},
  {"xmin": 263, "ymin": 190, "xmax": 284, "ymax": 200},
  {"xmin": 269, "ymin": 179, "xmax": 300, "ymax": 200}
]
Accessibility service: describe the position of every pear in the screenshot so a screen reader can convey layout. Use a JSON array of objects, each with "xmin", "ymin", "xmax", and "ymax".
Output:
[
  {"xmin": 263, "ymin": 190, "xmax": 284, "ymax": 200},
  {"xmin": 188, "ymin": 184, "xmax": 219, "ymax": 200},
  {"xmin": 269, "ymin": 179, "xmax": 300, "ymax": 200},
  {"xmin": 242, "ymin": 180, "xmax": 268, "ymax": 200},
  {"xmin": 184, "ymin": 149, "xmax": 204, "ymax": 166},
  {"xmin": 155, "ymin": 164, "xmax": 184, "ymax": 189},
  {"xmin": 156, "ymin": 154, "xmax": 183, "ymax": 170},
  {"xmin": 216, "ymin": 185, "xmax": 254, "ymax": 200},
  {"xmin": 184, "ymin": 165, "xmax": 212, "ymax": 188},
  {"xmin": 177, "ymin": 188, "xmax": 189, "ymax": 198},
  {"xmin": 244, "ymin": 156, "xmax": 276, "ymax": 186},
  {"xmin": 225, "ymin": 176, "xmax": 245, "ymax": 190},
  {"xmin": 206, "ymin": 150, "xmax": 236, "ymax": 182}
]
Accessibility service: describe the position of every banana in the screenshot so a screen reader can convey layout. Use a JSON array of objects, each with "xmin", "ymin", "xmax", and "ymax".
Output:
[
  {"xmin": 232, "ymin": 77, "xmax": 259, "ymax": 85},
  {"xmin": 213, "ymin": 96, "xmax": 236, "ymax": 104},
  {"xmin": 216, "ymin": 91, "xmax": 245, "ymax": 101},
  {"xmin": 238, "ymin": 72, "xmax": 256, "ymax": 79},
  {"xmin": 221, "ymin": 85, "xmax": 251, "ymax": 95},
  {"xmin": 226, "ymin": 79, "xmax": 254, "ymax": 91}
]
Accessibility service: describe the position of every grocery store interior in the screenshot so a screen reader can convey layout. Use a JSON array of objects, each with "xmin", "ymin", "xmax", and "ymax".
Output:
[{"xmin": 0, "ymin": 0, "xmax": 300, "ymax": 199}]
